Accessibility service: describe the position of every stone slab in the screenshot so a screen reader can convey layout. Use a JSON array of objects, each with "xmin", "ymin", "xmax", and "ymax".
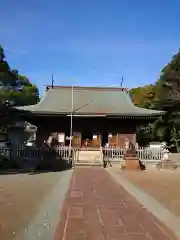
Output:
[
  {"xmin": 108, "ymin": 168, "xmax": 180, "ymax": 238},
  {"xmin": 53, "ymin": 167, "xmax": 176, "ymax": 240},
  {"xmin": 15, "ymin": 170, "xmax": 73, "ymax": 240}
]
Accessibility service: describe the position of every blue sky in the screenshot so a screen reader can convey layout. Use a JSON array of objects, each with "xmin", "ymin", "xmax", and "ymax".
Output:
[{"xmin": 0, "ymin": 0, "xmax": 180, "ymax": 95}]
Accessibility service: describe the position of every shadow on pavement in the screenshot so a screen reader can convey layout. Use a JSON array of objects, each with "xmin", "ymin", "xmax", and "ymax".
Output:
[{"xmin": 0, "ymin": 157, "xmax": 73, "ymax": 175}]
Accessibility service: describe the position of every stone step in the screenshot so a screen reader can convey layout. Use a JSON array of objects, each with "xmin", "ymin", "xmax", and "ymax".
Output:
[
  {"xmin": 74, "ymin": 162, "xmax": 102, "ymax": 167},
  {"xmin": 76, "ymin": 150, "xmax": 102, "ymax": 166},
  {"xmin": 77, "ymin": 160, "xmax": 102, "ymax": 164},
  {"xmin": 78, "ymin": 150, "xmax": 101, "ymax": 154},
  {"xmin": 78, "ymin": 152, "xmax": 101, "ymax": 158},
  {"xmin": 78, "ymin": 157, "xmax": 101, "ymax": 161},
  {"xmin": 78, "ymin": 153, "xmax": 101, "ymax": 157},
  {"xmin": 74, "ymin": 160, "xmax": 102, "ymax": 164}
]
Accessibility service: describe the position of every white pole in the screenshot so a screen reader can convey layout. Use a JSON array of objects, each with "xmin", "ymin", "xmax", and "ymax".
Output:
[{"xmin": 69, "ymin": 77, "xmax": 75, "ymax": 159}]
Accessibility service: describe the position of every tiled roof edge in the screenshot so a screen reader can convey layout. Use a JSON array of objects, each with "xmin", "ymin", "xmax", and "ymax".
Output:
[{"xmin": 46, "ymin": 85, "xmax": 129, "ymax": 92}]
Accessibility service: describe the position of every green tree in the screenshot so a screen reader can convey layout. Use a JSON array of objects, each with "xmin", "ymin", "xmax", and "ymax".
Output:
[
  {"xmin": 154, "ymin": 50, "xmax": 180, "ymax": 111},
  {"xmin": 150, "ymin": 50, "xmax": 180, "ymax": 150},
  {"xmin": 131, "ymin": 49, "xmax": 180, "ymax": 150},
  {"xmin": 0, "ymin": 44, "xmax": 39, "ymax": 106},
  {"xmin": 130, "ymin": 84, "xmax": 156, "ymax": 108},
  {"xmin": 0, "ymin": 45, "xmax": 10, "ymax": 72}
]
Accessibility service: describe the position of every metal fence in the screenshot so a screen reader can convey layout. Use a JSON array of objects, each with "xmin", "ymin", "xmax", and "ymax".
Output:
[
  {"xmin": 0, "ymin": 145, "xmax": 165, "ymax": 163},
  {"xmin": 0, "ymin": 145, "xmax": 81, "ymax": 162},
  {"xmin": 0, "ymin": 145, "xmax": 79, "ymax": 169},
  {"xmin": 102, "ymin": 146, "xmax": 164, "ymax": 161},
  {"xmin": 137, "ymin": 147, "xmax": 164, "ymax": 161},
  {"xmin": 0, "ymin": 146, "xmax": 75, "ymax": 159}
]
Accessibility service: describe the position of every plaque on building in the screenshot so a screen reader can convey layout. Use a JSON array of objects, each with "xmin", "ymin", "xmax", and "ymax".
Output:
[{"xmin": 58, "ymin": 133, "xmax": 65, "ymax": 143}]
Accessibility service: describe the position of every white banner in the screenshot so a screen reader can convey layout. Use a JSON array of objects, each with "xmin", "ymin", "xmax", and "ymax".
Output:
[{"xmin": 58, "ymin": 133, "xmax": 65, "ymax": 143}]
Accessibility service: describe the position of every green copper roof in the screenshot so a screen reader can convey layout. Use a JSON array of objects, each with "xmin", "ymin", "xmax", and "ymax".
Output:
[{"xmin": 15, "ymin": 86, "xmax": 165, "ymax": 117}]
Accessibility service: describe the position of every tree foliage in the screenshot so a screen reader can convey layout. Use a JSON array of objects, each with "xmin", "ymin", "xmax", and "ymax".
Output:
[
  {"xmin": 130, "ymin": 84, "xmax": 156, "ymax": 108},
  {"xmin": 155, "ymin": 52, "xmax": 180, "ymax": 111},
  {"xmin": 130, "ymin": 50, "xmax": 180, "ymax": 111},
  {"xmin": 0, "ymin": 44, "xmax": 39, "ymax": 106},
  {"xmin": 131, "ymin": 49, "xmax": 180, "ymax": 151}
]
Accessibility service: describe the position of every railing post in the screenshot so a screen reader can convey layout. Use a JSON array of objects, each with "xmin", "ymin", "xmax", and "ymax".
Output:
[{"xmin": 72, "ymin": 148, "xmax": 75, "ymax": 166}]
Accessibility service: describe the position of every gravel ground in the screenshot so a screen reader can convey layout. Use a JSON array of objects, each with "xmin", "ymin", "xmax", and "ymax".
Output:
[
  {"xmin": 117, "ymin": 168, "xmax": 180, "ymax": 218},
  {"xmin": 0, "ymin": 171, "xmax": 65, "ymax": 240}
]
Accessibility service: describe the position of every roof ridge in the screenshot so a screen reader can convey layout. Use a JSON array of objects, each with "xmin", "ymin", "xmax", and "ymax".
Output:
[{"xmin": 47, "ymin": 85, "xmax": 129, "ymax": 92}]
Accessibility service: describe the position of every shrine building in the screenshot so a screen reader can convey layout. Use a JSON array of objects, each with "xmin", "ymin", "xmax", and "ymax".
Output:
[{"xmin": 15, "ymin": 86, "xmax": 165, "ymax": 148}]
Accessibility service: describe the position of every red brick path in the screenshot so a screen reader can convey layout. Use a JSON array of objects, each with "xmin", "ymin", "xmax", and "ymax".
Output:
[{"xmin": 53, "ymin": 168, "xmax": 176, "ymax": 240}]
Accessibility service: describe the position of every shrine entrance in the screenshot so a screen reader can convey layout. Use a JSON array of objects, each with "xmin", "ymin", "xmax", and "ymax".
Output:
[
  {"xmin": 81, "ymin": 132, "xmax": 101, "ymax": 148},
  {"xmin": 81, "ymin": 131, "xmax": 93, "ymax": 147}
]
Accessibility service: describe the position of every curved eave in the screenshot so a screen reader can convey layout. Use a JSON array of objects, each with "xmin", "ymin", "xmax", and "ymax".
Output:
[{"xmin": 16, "ymin": 110, "xmax": 165, "ymax": 119}]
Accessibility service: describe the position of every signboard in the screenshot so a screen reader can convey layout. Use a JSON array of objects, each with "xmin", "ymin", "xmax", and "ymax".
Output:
[
  {"xmin": 93, "ymin": 135, "xmax": 97, "ymax": 139},
  {"xmin": 58, "ymin": 133, "xmax": 65, "ymax": 143}
]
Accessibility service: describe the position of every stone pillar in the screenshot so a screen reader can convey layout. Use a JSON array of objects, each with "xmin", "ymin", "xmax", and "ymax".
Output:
[{"xmin": 124, "ymin": 141, "xmax": 141, "ymax": 170}]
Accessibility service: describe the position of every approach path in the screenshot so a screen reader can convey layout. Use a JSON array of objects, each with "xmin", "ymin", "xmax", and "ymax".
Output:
[{"xmin": 53, "ymin": 167, "xmax": 176, "ymax": 240}]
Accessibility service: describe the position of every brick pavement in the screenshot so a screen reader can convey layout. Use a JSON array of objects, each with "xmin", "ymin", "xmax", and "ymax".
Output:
[{"xmin": 53, "ymin": 167, "xmax": 176, "ymax": 240}]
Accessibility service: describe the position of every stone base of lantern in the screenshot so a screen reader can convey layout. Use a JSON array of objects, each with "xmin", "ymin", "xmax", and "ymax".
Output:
[
  {"xmin": 124, "ymin": 154, "xmax": 141, "ymax": 170},
  {"xmin": 162, "ymin": 159, "xmax": 177, "ymax": 170}
]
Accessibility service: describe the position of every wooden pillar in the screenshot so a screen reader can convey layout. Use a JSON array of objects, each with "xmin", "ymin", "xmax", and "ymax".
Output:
[
  {"xmin": 116, "ymin": 133, "xmax": 118, "ymax": 147},
  {"xmin": 132, "ymin": 133, "xmax": 136, "ymax": 145}
]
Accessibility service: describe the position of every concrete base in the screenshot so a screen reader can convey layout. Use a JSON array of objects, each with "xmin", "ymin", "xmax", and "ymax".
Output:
[
  {"xmin": 124, "ymin": 158, "xmax": 141, "ymax": 170},
  {"xmin": 124, "ymin": 153, "xmax": 141, "ymax": 170},
  {"xmin": 157, "ymin": 159, "xmax": 178, "ymax": 170}
]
